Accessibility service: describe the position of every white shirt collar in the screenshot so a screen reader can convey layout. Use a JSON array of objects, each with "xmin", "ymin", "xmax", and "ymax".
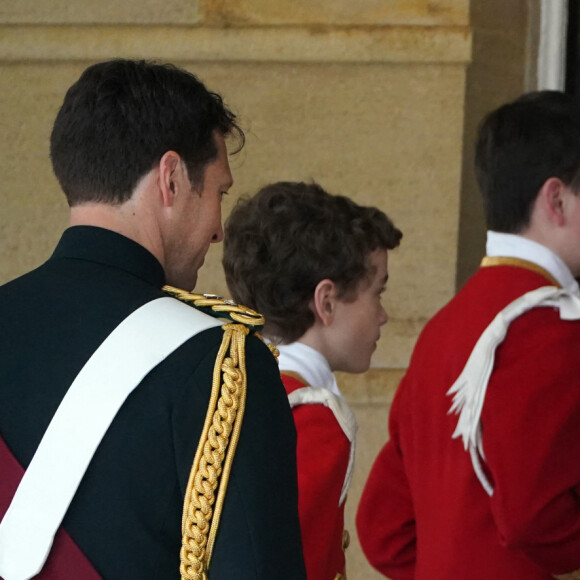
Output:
[
  {"xmin": 486, "ymin": 231, "xmax": 579, "ymax": 293},
  {"xmin": 275, "ymin": 341, "xmax": 342, "ymax": 397}
]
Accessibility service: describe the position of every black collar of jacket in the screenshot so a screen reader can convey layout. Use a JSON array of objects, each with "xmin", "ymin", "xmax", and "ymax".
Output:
[{"xmin": 51, "ymin": 226, "xmax": 166, "ymax": 288}]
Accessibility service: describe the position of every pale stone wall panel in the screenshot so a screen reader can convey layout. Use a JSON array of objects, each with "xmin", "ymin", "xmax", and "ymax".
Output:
[
  {"xmin": 0, "ymin": 25, "xmax": 471, "ymax": 65},
  {"xmin": 0, "ymin": 0, "xmax": 201, "ymax": 24},
  {"xmin": 202, "ymin": 0, "xmax": 468, "ymax": 27},
  {"xmin": 456, "ymin": 0, "xmax": 531, "ymax": 289},
  {"xmin": 338, "ymin": 369, "xmax": 404, "ymax": 580},
  {"xmin": 0, "ymin": 64, "xmax": 72, "ymax": 282},
  {"xmin": 470, "ymin": 0, "xmax": 528, "ymax": 30}
]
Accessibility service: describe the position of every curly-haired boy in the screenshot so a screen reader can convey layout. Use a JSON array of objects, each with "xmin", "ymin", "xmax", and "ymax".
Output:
[{"xmin": 223, "ymin": 181, "xmax": 402, "ymax": 580}]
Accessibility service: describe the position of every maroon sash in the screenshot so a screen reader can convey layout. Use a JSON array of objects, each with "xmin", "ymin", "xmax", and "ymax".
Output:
[{"xmin": 0, "ymin": 435, "xmax": 101, "ymax": 579}]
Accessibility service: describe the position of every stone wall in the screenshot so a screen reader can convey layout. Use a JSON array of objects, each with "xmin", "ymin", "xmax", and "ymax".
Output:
[
  {"xmin": 456, "ymin": 0, "xmax": 537, "ymax": 291},
  {"xmin": 0, "ymin": 1, "xmax": 533, "ymax": 578}
]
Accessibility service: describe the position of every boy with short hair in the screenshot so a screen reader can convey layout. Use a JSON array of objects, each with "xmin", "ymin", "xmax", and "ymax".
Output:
[
  {"xmin": 357, "ymin": 91, "xmax": 580, "ymax": 579},
  {"xmin": 223, "ymin": 181, "xmax": 402, "ymax": 580}
]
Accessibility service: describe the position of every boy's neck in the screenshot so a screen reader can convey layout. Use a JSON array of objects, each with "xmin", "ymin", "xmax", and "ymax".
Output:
[{"xmin": 296, "ymin": 326, "xmax": 335, "ymax": 372}]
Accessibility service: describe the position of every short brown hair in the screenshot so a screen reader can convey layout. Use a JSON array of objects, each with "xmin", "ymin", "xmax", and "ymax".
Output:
[
  {"xmin": 50, "ymin": 59, "xmax": 244, "ymax": 206},
  {"xmin": 475, "ymin": 90, "xmax": 580, "ymax": 232},
  {"xmin": 223, "ymin": 181, "xmax": 402, "ymax": 342}
]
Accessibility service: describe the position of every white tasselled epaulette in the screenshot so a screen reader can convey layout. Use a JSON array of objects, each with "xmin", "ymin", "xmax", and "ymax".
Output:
[
  {"xmin": 447, "ymin": 285, "xmax": 580, "ymax": 496},
  {"xmin": 288, "ymin": 386, "xmax": 357, "ymax": 506}
]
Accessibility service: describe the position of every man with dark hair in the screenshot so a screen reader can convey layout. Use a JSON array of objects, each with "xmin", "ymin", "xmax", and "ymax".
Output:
[
  {"xmin": 223, "ymin": 181, "xmax": 402, "ymax": 580},
  {"xmin": 0, "ymin": 59, "xmax": 306, "ymax": 580},
  {"xmin": 357, "ymin": 90, "xmax": 580, "ymax": 579}
]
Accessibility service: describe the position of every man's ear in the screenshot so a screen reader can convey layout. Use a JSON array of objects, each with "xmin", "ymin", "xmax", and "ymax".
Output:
[
  {"xmin": 311, "ymin": 279, "xmax": 337, "ymax": 326},
  {"xmin": 538, "ymin": 177, "xmax": 567, "ymax": 227},
  {"xmin": 158, "ymin": 151, "xmax": 182, "ymax": 207}
]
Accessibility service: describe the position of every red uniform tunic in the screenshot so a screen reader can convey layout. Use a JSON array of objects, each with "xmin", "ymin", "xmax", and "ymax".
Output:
[
  {"xmin": 357, "ymin": 263, "xmax": 580, "ymax": 579},
  {"xmin": 283, "ymin": 373, "xmax": 351, "ymax": 580}
]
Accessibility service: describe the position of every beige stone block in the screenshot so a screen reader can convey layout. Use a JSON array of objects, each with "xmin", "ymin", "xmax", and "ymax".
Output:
[
  {"xmin": 0, "ymin": 0, "xmax": 201, "ymax": 24},
  {"xmin": 344, "ymin": 387, "xmax": 399, "ymax": 579},
  {"xmin": 334, "ymin": 369, "xmax": 403, "ymax": 579},
  {"xmin": 0, "ymin": 25, "xmax": 471, "ymax": 65},
  {"xmin": 470, "ymin": 0, "xmax": 529, "ymax": 30},
  {"xmin": 456, "ymin": 0, "xmax": 531, "ymax": 289},
  {"xmin": 201, "ymin": 0, "xmax": 468, "ymax": 27},
  {"xmin": 372, "ymin": 317, "xmax": 429, "ymax": 370},
  {"xmin": 0, "ymin": 64, "xmax": 71, "ymax": 283},
  {"xmin": 337, "ymin": 368, "xmax": 404, "ymax": 403}
]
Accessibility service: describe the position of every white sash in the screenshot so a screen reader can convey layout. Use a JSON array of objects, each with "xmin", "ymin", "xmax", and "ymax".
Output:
[{"xmin": 0, "ymin": 297, "xmax": 223, "ymax": 580}]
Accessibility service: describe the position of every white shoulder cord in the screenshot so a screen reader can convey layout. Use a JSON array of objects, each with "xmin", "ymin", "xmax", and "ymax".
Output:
[
  {"xmin": 288, "ymin": 386, "xmax": 357, "ymax": 506},
  {"xmin": 447, "ymin": 286, "xmax": 580, "ymax": 496}
]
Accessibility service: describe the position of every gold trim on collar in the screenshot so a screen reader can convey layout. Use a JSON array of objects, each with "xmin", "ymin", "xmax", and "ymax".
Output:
[
  {"xmin": 281, "ymin": 370, "xmax": 310, "ymax": 386},
  {"xmin": 480, "ymin": 256, "xmax": 561, "ymax": 288}
]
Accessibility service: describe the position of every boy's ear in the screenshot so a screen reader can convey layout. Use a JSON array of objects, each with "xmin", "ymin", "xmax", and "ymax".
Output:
[
  {"xmin": 311, "ymin": 279, "xmax": 337, "ymax": 326},
  {"xmin": 537, "ymin": 177, "xmax": 567, "ymax": 227}
]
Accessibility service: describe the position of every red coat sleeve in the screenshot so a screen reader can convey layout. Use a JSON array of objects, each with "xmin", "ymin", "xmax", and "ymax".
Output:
[
  {"xmin": 483, "ymin": 307, "xmax": 580, "ymax": 574},
  {"xmin": 292, "ymin": 400, "xmax": 350, "ymax": 580},
  {"xmin": 356, "ymin": 381, "xmax": 416, "ymax": 580}
]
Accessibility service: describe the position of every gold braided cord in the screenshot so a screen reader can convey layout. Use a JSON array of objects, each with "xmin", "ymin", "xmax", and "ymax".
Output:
[
  {"xmin": 267, "ymin": 342, "xmax": 280, "ymax": 362},
  {"xmin": 162, "ymin": 285, "xmax": 265, "ymax": 328},
  {"xmin": 180, "ymin": 323, "xmax": 249, "ymax": 580},
  {"xmin": 179, "ymin": 333, "xmax": 226, "ymax": 580},
  {"xmin": 206, "ymin": 325, "xmax": 247, "ymax": 561},
  {"xmin": 161, "ymin": 285, "xmax": 265, "ymax": 578},
  {"xmin": 253, "ymin": 332, "xmax": 279, "ymax": 363}
]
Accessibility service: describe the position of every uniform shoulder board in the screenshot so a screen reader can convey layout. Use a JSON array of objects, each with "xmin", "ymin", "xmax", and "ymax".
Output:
[{"xmin": 162, "ymin": 284, "xmax": 265, "ymax": 332}]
